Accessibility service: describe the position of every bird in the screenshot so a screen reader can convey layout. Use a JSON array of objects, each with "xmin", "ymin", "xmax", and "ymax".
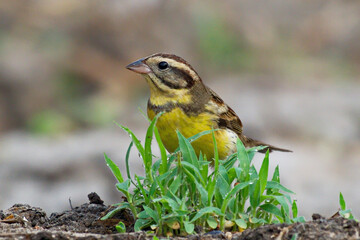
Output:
[{"xmin": 126, "ymin": 53, "xmax": 291, "ymax": 160}]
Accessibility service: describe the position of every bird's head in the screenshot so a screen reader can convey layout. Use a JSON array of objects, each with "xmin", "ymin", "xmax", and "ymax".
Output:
[{"xmin": 126, "ymin": 53, "xmax": 205, "ymax": 102}]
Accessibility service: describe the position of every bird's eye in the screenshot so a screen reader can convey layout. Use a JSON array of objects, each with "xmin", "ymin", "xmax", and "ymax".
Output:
[{"xmin": 158, "ymin": 61, "xmax": 169, "ymax": 70}]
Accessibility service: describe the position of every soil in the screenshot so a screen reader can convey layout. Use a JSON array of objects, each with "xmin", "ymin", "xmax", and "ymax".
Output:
[{"xmin": 0, "ymin": 193, "xmax": 359, "ymax": 240}]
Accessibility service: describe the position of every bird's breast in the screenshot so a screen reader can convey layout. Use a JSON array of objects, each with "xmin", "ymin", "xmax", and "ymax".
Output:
[{"xmin": 147, "ymin": 106, "xmax": 237, "ymax": 159}]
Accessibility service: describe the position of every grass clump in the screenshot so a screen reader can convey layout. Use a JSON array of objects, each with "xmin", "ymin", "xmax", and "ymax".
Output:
[{"xmin": 102, "ymin": 113, "xmax": 304, "ymax": 236}]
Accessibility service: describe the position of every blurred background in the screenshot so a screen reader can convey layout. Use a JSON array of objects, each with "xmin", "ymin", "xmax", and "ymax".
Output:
[{"xmin": 0, "ymin": 0, "xmax": 359, "ymax": 219}]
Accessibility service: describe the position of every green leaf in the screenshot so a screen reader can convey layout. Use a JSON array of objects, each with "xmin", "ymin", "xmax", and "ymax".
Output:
[
  {"xmin": 292, "ymin": 200, "xmax": 298, "ymax": 218},
  {"xmin": 184, "ymin": 221, "xmax": 195, "ymax": 234},
  {"xmin": 259, "ymin": 150, "xmax": 269, "ymax": 195},
  {"xmin": 272, "ymin": 165, "xmax": 280, "ymax": 183},
  {"xmin": 260, "ymin": 203, "xmax": 283, "ymax": 219},
  {"xmin": 144, "ymin": 112, "xmax": 164, "ymax": 180},
  {"xmin": 266, "ymin": 181, "xmax": 294, "ymax": 194},
  {"xmin": 212, "ymin": 128, "xmax": 219, "ymax": 172},
  {"xmin": 135, "ymin": 175, "xmax": 149, "ymax": 205},
  {"xmin": 235, "ymin": 219, "xmax": 247, "ymax": 229},
  {"xmin": 153, "ymin": 196, "xmax": 180, "ymax": 212},
  {"xmin": 114, "ymin": 122, "xmax": 145, "ymax": 160},
  {"xmin": 236, "ymin": 138, "xmax": 250, "ymax": 182},
  {"xmin": 143, "ymin": 206, "xmax": 159, "ymax": 224},
  {"xmin": 339, "ymin": 192, "xmax": 346, "ymax": 210},
  {"xmin": 207, "ymin": 216, "xmax": 218, "ymax": 229},
  {"xmin": 290, "ymin": 233, "xmax": 298, "ymax": 240},
  {"xmin": 154, "ymin": 127, "xmax": 168, "ymax": 174},
  {"xmin": 177, "ymin": 131, "xmax": 199, "ymax": 168},
  {"xmin": 104, "ymin": 153, "xmax": 124, "ymax": 183},
  {"xmin": 115, "ymin": 221, "xmax": 126, "ymax": 233},
  {"xmin": 274, "ymin": 195, "xmax": 291, "ymax": 222},
  {"xmin": 250, "ymin": 181, "xmax": 261, "ymax": 208},
  {"xmin": 216, "ymin": 171, "xmax": 231, "ymax": 199},
  {"xmin": 221, "ymin": 181, "xmax": 252, "ymax": 213},
  {"xmin": 193, "ymin": 179, "xmax": 209, "ymax": 206},
  {"xmin": 292, "ymin": 216, "xmax": 306, "ymax": 223},
  {"xmin": 125, "ymin": 141, "xmax": 134, "ymax": 181},
  {"xmin": 100, "ymin": 203, "xmax": 130, "ymax": 220},
  {"xmin": 134, "ymin": 218, "xmax": 152, "ymax": 232},
  {"xmin": 182, "ymin": 161, "xmax": 205, "ymax": 185},
  {"xmin": 190, "ymin": 207, "xmax": 223, "ymax": 223},
  {"xmin": 116, "ymin": 179, "xmax": 130, "ymax": 194}
]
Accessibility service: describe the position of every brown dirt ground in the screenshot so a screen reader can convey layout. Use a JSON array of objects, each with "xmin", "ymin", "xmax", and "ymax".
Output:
[{"xmin": 0, "ymin": 193, "xmax": 359, "ymax": 240}]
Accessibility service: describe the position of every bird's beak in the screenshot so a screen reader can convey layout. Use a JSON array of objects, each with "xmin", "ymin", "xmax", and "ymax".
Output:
[{"xmin": 126, "ymin": 58, "xmax": 152, "ymax": 74}]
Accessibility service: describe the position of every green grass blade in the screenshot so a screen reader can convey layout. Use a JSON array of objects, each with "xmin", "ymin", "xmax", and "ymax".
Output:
[
  {"xmin": 339, "ymin": 192, "xmax": 346, "ymax": 210},
  {"xmin": 212, "ymin": 129, "xmax": 219, "ymax": 172},
  {"xmin": 260, "ymin": 203, "xmax": 283, "ymax": 219},
  {"xmin": 144, "ymin": 112, "xmax": 164, "ymax": 181},
  {"xmin": 236, "ymin": 138, "xmax": 250, "ymax": 182},
  {"xmin": 292, "ymin": 200, "xmax": 298, "ymax": 218},
  {"xmin": 266, "ymin": 181, "xmax": 295, "ymax": 194},
  {"xmin": 272, "ymin": 165, "xmax": 280, "ymax": 183},
  {"xmin": 259, "ymin": 150, "xmax": 269, "ymax": 195},
  {"xmin": 104, "ymin": 153, "xmax": 124, "ymax": 183},
  {"xmin": 154, "ymin": 127, "xmax": 168, "ymax": 174},
  {"xmin": 125, "ymin": 141, "xmax": 134, "ymax": 181},
  {"xmin": 177, "ymin": 131, "xmax": 199, "ymax": 168},
  {"xmin": 221, "ymin": 181, "xmax": 252, "ymax": 213},
  {"xmin": 115, "ymin": 121, "xmax": 145, "ymax": 160},
  {"xmin": 143, "ymin": 205, "xmax": 159, "ymax": 224}
]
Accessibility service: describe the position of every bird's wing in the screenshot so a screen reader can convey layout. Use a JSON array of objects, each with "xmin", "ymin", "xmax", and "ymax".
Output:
[{"xmin": 205, "ymin": 88, "xmax": 243, "ymax": 135}]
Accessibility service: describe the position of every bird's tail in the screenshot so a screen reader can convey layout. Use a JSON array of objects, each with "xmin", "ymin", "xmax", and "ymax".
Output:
[{"xmin": 240, "ymin": 135, "xmax": 292, "ymax": 153}]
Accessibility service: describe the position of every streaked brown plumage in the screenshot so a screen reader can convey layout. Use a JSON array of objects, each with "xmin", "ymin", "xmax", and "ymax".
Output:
[{"xmin": 126, "ymin": 53, "xmax": 291, "ymax": 159}]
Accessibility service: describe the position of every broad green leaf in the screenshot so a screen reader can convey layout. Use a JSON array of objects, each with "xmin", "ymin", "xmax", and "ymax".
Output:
[
  {"xmin": 235, "ymin": 219, "xmax": 247, "ymax": 229},
  {"xmin": 207, "ymin": 216, "xmax": 218, "ymax": 229},
  {"xmin": 184, "ymin": 221, "xmax": 195, "ymax": 234},
  {"xmin": 104, "ymin": 153, "xmax": 124, "ymax": 183}
]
